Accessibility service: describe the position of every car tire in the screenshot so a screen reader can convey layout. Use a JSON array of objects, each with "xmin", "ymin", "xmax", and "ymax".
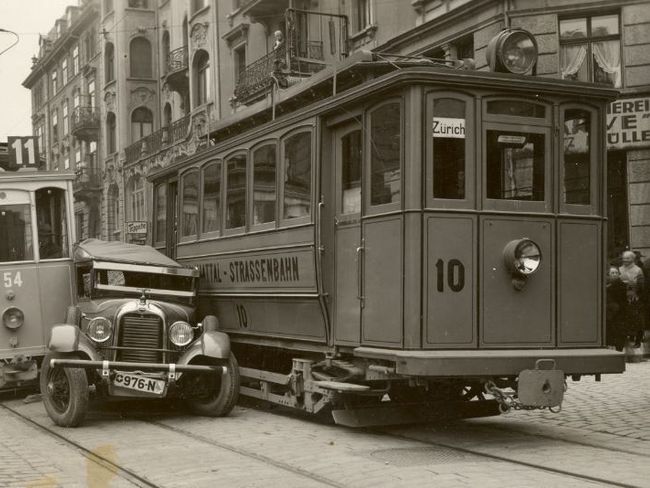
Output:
[
  {"xmin": 40, "ymin": 353, "xmax": 89, "ymax": 427},
  {"xmin": 186, "ymin": 353, "xmax": 240, "ymax": 417}
]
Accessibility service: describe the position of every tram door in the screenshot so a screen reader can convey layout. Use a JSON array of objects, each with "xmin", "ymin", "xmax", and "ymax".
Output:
[{"xmin": 333, "ymin": 122, "xmax": 363, "ymax": 344}]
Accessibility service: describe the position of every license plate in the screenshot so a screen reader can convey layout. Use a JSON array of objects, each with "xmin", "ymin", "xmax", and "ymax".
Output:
[{"xmin": 113, "ymin": 372, "xmax": 165, "ymax": 395}]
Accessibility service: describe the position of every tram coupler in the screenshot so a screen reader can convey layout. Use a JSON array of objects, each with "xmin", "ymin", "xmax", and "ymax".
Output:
[{"xmin": 517, "ymin": 359, "xmax": 565, "ymax": 408}]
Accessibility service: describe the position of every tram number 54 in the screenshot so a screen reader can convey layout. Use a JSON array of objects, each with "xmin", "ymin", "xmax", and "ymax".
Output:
[
  {"xmin": 3, "ymin": 271, "xmax": 23, "ymax": 288},
  {"xmin": 435, "ymin": 259, "xmax": 465, "ymax": 292}
]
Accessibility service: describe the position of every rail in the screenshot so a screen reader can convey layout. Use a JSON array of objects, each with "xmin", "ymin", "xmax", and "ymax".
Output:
[
  {"xmin": 124, "ymin": 114, "xmax": 191, "ymax": 165},
  {"xmin": 167, "ymin": 45, "xmax": 188, "ymax": 74}
]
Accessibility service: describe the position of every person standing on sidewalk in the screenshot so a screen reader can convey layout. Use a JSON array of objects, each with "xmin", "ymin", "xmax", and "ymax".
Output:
[
  {"xmin": 619, "ymin": 250, "xmax": 645, "ymax": 347},
  {"xmin": 607, "ymin": 266, "xmax": 626, "ymax": 350}
]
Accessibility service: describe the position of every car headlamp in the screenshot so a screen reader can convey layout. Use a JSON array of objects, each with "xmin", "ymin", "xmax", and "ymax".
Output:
[
  {"xmin": 503, "ymin": 238, "xmax": 542, "ymax": 276},
  {"xmin": 87, "ymin": 317, "xmax": 113, "ymax": 343},
  {"xmin": 2, "ymin": 307, "xmax": 24, "ymax": 329},
  {"xmin": 487, "ymin": 29, "xmax": 538, "ymax": 74},
  {"xmin": 169, "ymin": 321, "xmax": 193, "ymax": 347}
]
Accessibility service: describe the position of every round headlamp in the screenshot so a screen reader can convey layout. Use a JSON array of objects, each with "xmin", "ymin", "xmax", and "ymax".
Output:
[
  {"xmin": 169, "ymin": 321, "xmax": 193, "ymax": 347},
  {"xmin": 3, "ymin": 307, "xmax": 24, "ymax": 329},
  {"xmin": 503, "ymin": 238, "xmax": 542, "ymax": 276},
  {"xmin": 487, "ymin": 29, "xmax": 538, "ymax": 74},
  {"xmin": 87, "ymin": 317, "xmax": 113, "ymax": 343}
]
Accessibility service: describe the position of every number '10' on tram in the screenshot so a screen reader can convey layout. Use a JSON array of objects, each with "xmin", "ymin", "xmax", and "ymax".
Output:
[{"xmin": 150, "ymin": 29, "xmax": 624, "ymax": 426}]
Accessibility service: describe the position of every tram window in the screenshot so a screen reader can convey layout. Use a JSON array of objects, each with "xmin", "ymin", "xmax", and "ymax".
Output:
[
  {"xmin": 154, "ymin": 184, "xmax": 167, "ymax": 244},
  {"xmin": 0, "ymin": 194, "xmax": 33, "ymax": 263},
  {"xmin": 486, "ymin": 131, "xmax": 545, "ymax": 201},
  {"xmin": 433, "ymin": 98, "xmax": 466, "ymax": 199},
  {"xmin": 35, "ymin": 188, "xmax": 68, "ymax": 259},
  {"xmin": 225, "ymin": 154, "xmax": 247, "ymax": 229},
  {"xmin": 341, "ymin": 129, "xmax": 362, "ymax": 214},
  {"xmin": 181, "ymin": 170, "xmax": 199, "ymax": 238},
  {"xmin": 283, "ymin": 132, "xmax": 311, "ymax": 220},
  {"xmin": 563, "ymin": 109, "xmax": 591, "ymax": 205},
  {"xmin": 252, "ymin": 144, "xmax": 276, "ymax": 224},
  {"xmin": 370, "ymin": 103, "xmax": 401, "ymax": 206},
  {"xmin": 487, "ymin": 100, "xmax": 546, "ymax": 119},
  {"xmin": 202, "ymin": 161, "xmax": 221, "ymax": 233}
]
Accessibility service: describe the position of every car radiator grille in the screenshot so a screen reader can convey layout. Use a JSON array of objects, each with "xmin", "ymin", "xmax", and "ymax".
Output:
[{"xmin": 117, "ymin": 314, "xmax": 163, "ymax": 363}]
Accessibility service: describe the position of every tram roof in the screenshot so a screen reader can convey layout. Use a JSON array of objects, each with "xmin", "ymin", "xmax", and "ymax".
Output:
[
  {"xmin": 74, "ymin": 239, "xmax": 188, "ymax": 270},
  {"xmin": 0, "ymin": 170, "xmax": 75, "ymax": 183}
]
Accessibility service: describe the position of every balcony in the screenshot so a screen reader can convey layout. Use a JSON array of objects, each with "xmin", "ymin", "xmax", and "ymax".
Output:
[
  {"xmin": 71, "ymin": 107, "xmax": 99, "ymax": 142},
  {"xmin": 233, "ymin": 8, "xmax": 348, "ymax": 105},
  {"xmin": 125, "ymin": 114, "xmax": 190, "ymax": 165},
  {"xmin": 73, "ymin": 163, "xmax": 102, "ymax": 201},
  {"xmin": 164, "ymin": 46, "xmax": 189, "ymax": 94}
]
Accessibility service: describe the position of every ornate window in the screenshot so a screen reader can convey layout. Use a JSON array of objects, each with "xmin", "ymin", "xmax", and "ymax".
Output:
[
  {"xmin": 194, "ymin": 50, "xmax": 210, "ymax": 107},
  {"xmin": 131, "ymin": 107, "xmax": 153, "ymax": 142},
  {"xmin": 130, "ymin": 37, "xmax": 153, "ymax": 78}
]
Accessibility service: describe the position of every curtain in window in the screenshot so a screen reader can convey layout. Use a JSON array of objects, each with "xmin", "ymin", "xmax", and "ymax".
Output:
[
  {"xmin": 560, "ymin": 44, "xmax": 587, "ymax": 80},
  {"xmin": 593, "ymin": 40, "xmax": 621, "ymax": 87}
]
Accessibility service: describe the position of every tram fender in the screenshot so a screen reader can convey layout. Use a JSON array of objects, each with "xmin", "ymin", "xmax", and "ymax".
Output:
[
  {"xmin": 48, "ymin": 324, "xmax": 100, "ymax": 360},
  {"xmin": 178, "ymin": 331, "xmax": 231, "ymax": 363}
]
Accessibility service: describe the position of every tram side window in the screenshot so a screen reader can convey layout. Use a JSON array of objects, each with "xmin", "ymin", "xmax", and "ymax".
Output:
[
  {"xmin": 202, "ymin": 161, "xmax": 221, "ymax": 233},
  {"xmin": 253, "ymin": 144, "xmax": 276, "ymax": 224},
  {"xmin": 181, "ymin": 170, "xmax": 199, "ymax": 238},
  {"xmin": 486, "ymin": 131, "xmax": 545, "ymax": 201},
  {"xmin": 433, "ymin": 98, "xmax": 466, "ymax": 199},
  {"xmin": 154, "ymin": 184, "xmax": 167, "ymax": 244},
  {"xmin": 36, "ymin": 187, "xmax": 68, "ymax": 259},
  {"xmin": 341, "ymin": 129, "xmax": 362, "ymax": 214},
  {"xmin": 563, "ymin": 109, "xmax": 591, "ymax": 205},
  {"xmin": 0, "ymin": 194, "xmax": 33, "ymax": 263},
  {"xmin": 283, "ymin": 132, "xmax": 311, "ymax": 220},
  {"xmin": 225, "ymin": 154, "xmax": 247, "ymax": 229},
  {"xmin": 370, "ymin": 102, "xmax": 401, "ymax": 206}
]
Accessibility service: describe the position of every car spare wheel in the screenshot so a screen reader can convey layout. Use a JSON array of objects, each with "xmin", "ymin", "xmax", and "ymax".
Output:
[
  {"xmin": 186, "ymin": 354, "xmax": 240, "ymax": 417},
  {"xmin": 40, "ymin": 353, "xmax": 89, "ymax": 427}
]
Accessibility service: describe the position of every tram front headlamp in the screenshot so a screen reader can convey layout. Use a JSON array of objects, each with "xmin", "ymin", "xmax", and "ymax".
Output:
[
  {"xmin": 87, "ymin": 317, "xmax": 113, "ymax": 343},
  {"xmin": 487, "ymin": 29, "xmax": 538, "ymax": 74},
  {"xmin": 503, "ymin": 238, "xmax": 542, "ymax": 276},
  {"xmin": 3, "ymin": 307, "xmax": 24, "ymax": 329},
  {"xmin": 169, "ymin": 321, "xmax": 193, "ymax": 347}
]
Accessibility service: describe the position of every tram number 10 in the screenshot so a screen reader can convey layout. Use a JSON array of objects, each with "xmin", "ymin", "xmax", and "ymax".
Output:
[
  {"xmin": 435, "ymin": 259, "xmax": 465, "ymax": 292},
  {"xmin": 235, "ymin": 303, "xmax": 249, "ymax": 329}
]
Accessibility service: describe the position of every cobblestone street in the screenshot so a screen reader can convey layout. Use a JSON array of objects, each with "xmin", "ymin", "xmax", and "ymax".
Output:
[{"xmin": 0, "ymin": 362, "xmax": 648, "ymax": 488}]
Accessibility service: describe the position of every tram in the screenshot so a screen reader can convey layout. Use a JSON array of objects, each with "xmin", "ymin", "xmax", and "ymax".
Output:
[
  {"xmin": 0, "ymin": 156, "xmax": 75, "ymax": 390},
  {"xmin": 150, "ymin": 29, "xmax": 625, "ymax": 426}
]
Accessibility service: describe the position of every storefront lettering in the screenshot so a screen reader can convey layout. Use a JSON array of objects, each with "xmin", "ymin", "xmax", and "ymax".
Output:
[{"xmin": 607, "ymin": 97, "xmax": 650, "ymax": 150}]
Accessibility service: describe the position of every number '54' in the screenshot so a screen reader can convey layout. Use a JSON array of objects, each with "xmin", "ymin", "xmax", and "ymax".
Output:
[{"xmin": 3, "ymin": 272, "xmax": 23, "ymax": 288}]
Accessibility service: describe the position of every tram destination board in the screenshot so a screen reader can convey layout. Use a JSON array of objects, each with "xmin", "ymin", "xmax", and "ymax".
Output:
[{"xmin": 2, "ymin": 137, "xmax": 40, "ymax": 171}]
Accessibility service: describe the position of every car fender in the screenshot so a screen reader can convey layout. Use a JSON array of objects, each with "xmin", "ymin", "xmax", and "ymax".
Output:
[
  {"xmin": 178, "ymin": 331, "xmax": 231, "ymax": 364},
  {"xmin": 48, "ymin": 324, "xmax": 100, "ymax": 361}
]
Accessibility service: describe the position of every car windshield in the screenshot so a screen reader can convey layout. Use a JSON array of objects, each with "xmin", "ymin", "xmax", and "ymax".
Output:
[{"xmin": 93, "ymin": 268, "xmax": 196, "ymax": 303}]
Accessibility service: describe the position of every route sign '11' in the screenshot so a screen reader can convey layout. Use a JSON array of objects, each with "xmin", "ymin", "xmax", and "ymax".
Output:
[{"xmin": 3, "ymin": 136, "xmax": 40, "ymax": 171}]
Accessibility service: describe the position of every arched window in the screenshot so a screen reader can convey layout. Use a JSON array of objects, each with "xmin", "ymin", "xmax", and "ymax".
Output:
[
  {"xmin": 161, "ymin": 30, "xmax": 170, "ymax": 75},
  {"xmin": 106, "ymin": 112, "xmax": 116, "ymax": 153},
  {"xmin": 105, "ymin": 42, "xmax": 115, "ymax": 82},
  {"xmin": 129, "ymin": 37, "xmax": 152, "ymax": 78},
  {"xmin": 107, "ymin": 184, "xmax": 120, "ymax": 240},
  {"xmin": 126, "ymin": 175, "xmax": 146, "ymax": 221},
  {"xmin": 163, "ymin": 103, "xmax": 172, "ymax": 128},
  {"xmin": 193, "ymin": 50, "xmax": 210, "ymax": 107},
  {"xmin": 131, "ymin": 107, "xmax": 153, "ymax": 142}
]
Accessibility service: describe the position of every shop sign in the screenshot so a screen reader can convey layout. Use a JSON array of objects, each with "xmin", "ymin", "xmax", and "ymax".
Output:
[
  {"xmin": 126, "ymin": 221, "xmax": 148, "ymax": 235},
  {"xmin": 607, "ymin": 97, "xmax": 650, "ymax": 150}
]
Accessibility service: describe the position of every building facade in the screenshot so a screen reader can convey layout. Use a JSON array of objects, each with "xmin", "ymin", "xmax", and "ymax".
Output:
[{"xmin": 24, "ymin": 0, "xmax": 650, "ymax": 258}]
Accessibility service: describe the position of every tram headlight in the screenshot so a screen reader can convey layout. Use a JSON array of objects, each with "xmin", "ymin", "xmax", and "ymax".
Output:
[
  {"xmin": 2, "ymin": 307, "xmax": 24, "ymax": 330},
  {"xmin": 503, "ymin": 238, "xmax": 542, "ymax": 276},
  {"xmin": 486, "ymin": 29, "xmax": 538, "ymax": 74},
  {"xmin": 169, "ymin": 321, "xmax": 193, "ymax": 347},
  {"xmin": 87, "ymin": 317, "xmax": 113, "ymax": 343}
]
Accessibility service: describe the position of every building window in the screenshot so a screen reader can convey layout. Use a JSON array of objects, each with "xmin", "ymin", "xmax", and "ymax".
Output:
[
  {"xmin": 36, "ymin": 125, "xmax": 44, "ymax": 157},
  {"xmin": 72, "ymin": 45, "xmax": 79, "ymax": 75},
  {"xmin": 73, "ymin": 89, "xmax": 80, "ymax": 111},
  {"xmin": 194, "ymin": 50, "xmax": 210, "ymax": 107},
  {"xmin": 234, "ymin": 44, "xmax": 246, "ymax": 83},
  {"xmin": 51, "ymin": 70, "xmax": 58, "ymax": 93},
  {"xmin": 283, "ymin": 132, "xmax": 312, "ymax": 219},
  {"xmin": 560, "ymin": 13, "xmax": 621, "ymax": 87},
  {"xmin": 84, "ymin": 27, "xmax": 96, "ymax": 62},
  {"xmin": 202, "ymin": 161, "xmax": 221, "ymax": 234},
  {"xmin": 33, "ymin": 82, "xmax": 43, "ymax": 108},
  {"xmin": 87, "ymin": 78, "xmax": 96, "ymax": 108},
  {"xmin": 74, "ymin": 140, "xmax": 81, "ymax": 165},
  {"xmin": 161, "ymin": 30, "xmax": 170, "ymax": 74},
  {"xmin": 130, "ymin": 37, "xmax": 153, "ymax": 78},
  {"xmin": 127, "ymin": 175, "xmax": 146, "ymax": 221},
  {"xmin": 62, "ymin": 102, "xmax": 69, "ymax": 135},
  {"xmin": 106, "ymin": 112, "xmax": 116, "ymax": 153},
  {"xmin": 107, "ymin": 184, "xmax": 120, "ymax": 240},
  {"xmin": 62, "ymin": 58, "xmax": 68, "ymax": 86},
  {"xmin": 353, "ymin": 0, "xmax": 372, "ymax": 33},
  {"xmin": 131, "ymin": 107, "xmax": 153, "ymax": 142},
  {"xmin": 105, "ymin": 42, "xmax": 115, "ymax": 82},
  {"xmin": 51, "ymin": 109, "xmax": 59, "ymax": 143},
  {"xmin": 163, "ymin": 103, "xmax": 172, "ymax": 127}
]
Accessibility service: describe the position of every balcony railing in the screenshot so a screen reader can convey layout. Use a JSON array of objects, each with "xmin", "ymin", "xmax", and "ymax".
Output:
[
  {"xmin": 74, "ymin": 163, "xmax": 102, "ymax": 200},
  {"xmin": 234, "ymin": 44, "xmax": 286, "ymax": 102},
  {"xmin": 125, "ymin": 114, "xmax": 191, "ymax": 165},
  {"xmin": 71, "ymin": 106, "xmax": 99, "ymax": 141},
  {"xmin": 165, "ymin": 46, "xmax": 189, "ymax": 93}
]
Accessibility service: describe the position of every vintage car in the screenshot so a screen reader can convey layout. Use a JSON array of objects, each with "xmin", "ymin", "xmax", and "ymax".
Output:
[{"xmin": 40, "ymin": 239, "xmax": 239, "ymax": 427}]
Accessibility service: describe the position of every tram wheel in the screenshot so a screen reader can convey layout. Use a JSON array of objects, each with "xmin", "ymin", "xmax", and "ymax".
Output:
[
  {"xmin": 186, "ymin": 354, "xmax": 240, "ymax": 417},
  {"xmin": 40, "ymin": 353, "xmax": 89, "ymax": 427}
]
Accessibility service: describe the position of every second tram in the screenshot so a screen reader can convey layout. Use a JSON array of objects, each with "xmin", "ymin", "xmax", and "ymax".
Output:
[{"xmin": 150, "ymin": 30, "xmax": 625, "ymax": 426}]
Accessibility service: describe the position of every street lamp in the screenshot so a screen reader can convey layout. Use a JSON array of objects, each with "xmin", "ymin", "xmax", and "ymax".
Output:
[{"xmin": 0, "ymin": 28, "xmax": 19, "ymax": 56}]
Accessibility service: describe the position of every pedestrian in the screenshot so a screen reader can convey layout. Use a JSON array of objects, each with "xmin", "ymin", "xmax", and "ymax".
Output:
[
  {"xmin": 606, "ymin": 266, "xmax": 626, "ymax": 350},
  {"xmin": 619, "ymin": 250, "xmax": 645, "ymax": 347}
]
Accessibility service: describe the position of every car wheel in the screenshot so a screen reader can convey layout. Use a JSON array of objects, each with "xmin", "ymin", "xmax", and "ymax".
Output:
[
  {"xmin": 186, "ymin": 354, "xmax": 240, "ymax": 417},
  {"xmin": 40, "ymin": 353, "xmax": 89, "ymax": 427}
]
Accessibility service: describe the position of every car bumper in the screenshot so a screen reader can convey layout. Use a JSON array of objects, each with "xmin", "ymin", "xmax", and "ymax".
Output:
[
  {"xmin": 49, "ymin": 358, "xmax": 226, "ymax": 375},
  {"xmin": 353, "ymin": 347, "xmax": 625, "ymax": 377}
]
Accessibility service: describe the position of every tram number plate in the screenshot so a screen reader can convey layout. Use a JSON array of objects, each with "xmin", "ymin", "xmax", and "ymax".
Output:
[
  {"xmin": 517, "ymin": 369, "xmax": 564, "ymax": 408},
  {"xmin": 113, "ymin": 373, "xmax": 165, "ymax": 395}
]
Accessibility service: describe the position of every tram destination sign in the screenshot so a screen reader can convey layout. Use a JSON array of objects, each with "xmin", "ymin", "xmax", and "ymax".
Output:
[
  {"xmin": 433, "ymin": 117, "xmax": 465, "ymax": 139},
  {"xmin": 607, "ymin": 97, "xmax": 650, "ymax": 150},
  {"xmin": 2, "ymin": 136, "xmax": 39, "ymax": 171}
]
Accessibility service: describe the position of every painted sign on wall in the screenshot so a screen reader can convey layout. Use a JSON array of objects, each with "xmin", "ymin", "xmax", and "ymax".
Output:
[{"xmin": 607, "ymin": 97, "xmax": 650, "ymax": 150}]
